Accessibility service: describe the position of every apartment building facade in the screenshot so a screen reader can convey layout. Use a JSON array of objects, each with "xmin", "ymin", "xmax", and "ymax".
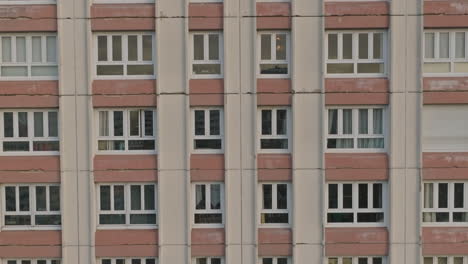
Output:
[{"xmin": 0, "ymin": 0, "xmax": 467, "ymax": 263}]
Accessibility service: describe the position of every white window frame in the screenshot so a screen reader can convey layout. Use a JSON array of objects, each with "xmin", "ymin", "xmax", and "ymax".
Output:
[
  {"xmin": 325, "ymin": 31, "xmax": 387, "ymax": 78},
  {"xmin": 423, "ymin": 30, "xmax": 468, "ymax": 77},
  {"xmin": 422, "ymin": 256, "xmax": 468, "ymax": 264},
  {"xmin": 190, "ymin": 32, "xmax": 224, "ymax": 79},
  {"xmin": 259, "ymin": 257, "xmax": 291, "ymax": 264},
  {"xmin": 257, "ymin": 31, "xmax": 291, "ymax": 78},
  {"xmin": 257, "ymin": 107, "xmax": 291, "ymax": 153},
  {"xmin": 422, "ymin": 181, "xmax": 468, "ymax": 226},
  {"xmin": 325, "ymin": 106, "xmax": 386, "ymax": 153},
  {"xmin": 0, "ymin": 110, "xmax": 59, "ymax": 156},
  {"xmin": 3, "ymin": 259, "xmax": 62, "ymax": 264},
  {"xmin": 97, "ymin": 258, "xmax": 158, "ymax": 264},
  {"xmin": 94, "ymin": 32, "xmax": 155, "ymax": 79},
  {"xmin": 192, "ymin": 257, "xmax": 224, "ymax": 264},
  {"xmin": 258, "ymin": 182, "xmax": 291, "ymax": 228},
  {"xmin": 325, "ymin": 182, "xmax": 387, "ymax": 227},
  {"xmin": 1, "ymin": 184, "xmax": 61, "ymax": 230},
  {"xmin": 192, "ymin": 182, "xmax": 224, "ymax": 228},
  {"xmin": 191, "ymin": 108, "xmax": 224, "ymax": 154},
  {"xmin": 325, "ymin": 256, "xmax": 387, "ymax": 264},
  {"xmin": 0, "ymin": 34, "xmax": 58, "ymax": 80},
  {"xmin": 96, "ymin": 183, "xmax": 158, "ymax": 229},
  {"xmin": 95, "ymin": 109, "xmax": 157, "ymax": 154}
]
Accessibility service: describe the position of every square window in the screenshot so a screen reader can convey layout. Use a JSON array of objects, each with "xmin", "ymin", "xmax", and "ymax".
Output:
[
  {"xmin": 424, "ymin": 31, "xmax": 468, "ymax": 75},
  {"xmin": 193, "ymin": 183, "xmax": 224, "ymax": 226},
  {"xmin": 258, "ymin": 32, "xmax": 290, "ymax": 77},
  {"xmin": 259, "ymin": 108, "xmax": 290, "ymax": 152},
  {"xmin": 191, "ymin": 32, "xmax": 223, "ymax": 78},
  {"xmin": 192, "ymin": 108, "xmax": 224, "ymax": 152},
  {"xmin": 422, "ymin": 182, "xmax": 468, "ymax": 224},
  {"xmin": 260, "ymin": 183, "xmax": 290, "ymax": 225}
]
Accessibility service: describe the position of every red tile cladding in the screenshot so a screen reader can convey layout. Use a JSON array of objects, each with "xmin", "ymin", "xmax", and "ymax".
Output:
[
  {"xmin": 423, "ymin": 77, "xmax": 468, "ymax": 104},
  {"xmin": 94, "ymin": 155, "xmax": 158, "ymax": 182},
  {"xmin": 325, "ymin": 2, "xmax": 389, "ymax": 29},
  {"xmin": 0, "ymin": 231, "xmax": 61, "ymax": 258},
  {"xmin": 257, "ymin": 154, "xmax": 292, "ymax": 181},
  {"xmin": 191, "ymin": 154, "xmax": 225, "ymax": 182},
  {"xmin": 191, "ymin": 228, "xmax": 225, "ymax": 257},
  {"xmin": 325, "ymin": 153, "xmax": 388, "ymax": 181},
  {"xmin": 422, "ymin": 227, "xmax": 468, "ymax": 255},
  {"xmin": 326, "ymin": 93, "xmax": 388, "ymax": 105},
  {"xmin": 95, "ymin": 230, "xmax": 158, "ymax": 257},
  {"xmin": 425, "ymin": 1, "xmax": 468, "ymax": 28},
  {"xmin": 423, "ymin": 152, "xmax": 468, "ymax": 180},
  {"xmin": 257, "ymin": 79, "xmax": 292, "ymax": 106},
  {"xmin": 325, "ymin": 227, "xmax": 388, "ymax": 256},
  {"xmin": 258, "ymin": 228, "xmax": 292, "ymax": 257},
  {"xmin": 256, "ymin": 3, "xmax": 291, "ymax": 30},
  {"xmin": 0, "ymin": 156, "xmax": 60, "ymax": 183},
  {"xmin": 92, "ymin": 79, "xmax": 157, "ymax": 107},
  {"xmin": 0, "ymin": 5, "xmax": 57, "ymax": 32},
  {"xmin": 0, "ymin": 81, "xmax": 59, "ymax": 108},
  {"xmin": 189, "ymin": 3, "xmax": 223, "ymax": 30},
  {"xmin": 91, "ymin": 4, "xmax": 155, "ymax": 31},
  {"xmin": 325, "ymin": 78, "xmax": 389, "ymax": 105},
  {"xmin": 189, "ymin": 79, "xmax": 224, "ymax": 106}
]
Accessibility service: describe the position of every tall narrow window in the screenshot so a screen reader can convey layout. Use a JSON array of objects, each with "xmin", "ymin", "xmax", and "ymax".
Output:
[
  {"xmin": 191, "ymin": 32, "xmax": 223, "ymax": 77},
  {"xmin": 259, "ymin": 108, "xmax": 290, "ymax": 152},
  {"xmin": 259, "ymin": 32, "xmax": 290, "ymax": 76},
  {"xmin": 193, "ymin": 108, "xmax": 223, "ymax": 152},
  {"xmin": 424, "ymin": 31, "xmax": 468, "ymax": 74},
  {"xmin": 422, "ymin": 182, "xmax": 468, "ymax": 223},
  {"xmin": 260, "ymin": 183, "xmax": 290, "ymax": 225},
  {"xmin": 193, "ymin": 183, "xmax": 224, "ymax": 225}
]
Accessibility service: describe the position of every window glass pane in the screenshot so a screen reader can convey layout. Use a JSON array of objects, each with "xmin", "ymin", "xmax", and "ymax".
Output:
[
  {"xmin": 16, "ymin": 37, "xmax": 26, "ymax": 62},
  {"xmin": 144, "ymin": 185, "xmax": 155, "ymax": 210},
  {"xmin": 454, "ymin": 257, "xmax": 463, "ymax": 264},
  {"xmin": 32, "ymin": 36, "xmax": 42, "ymax": 62},
  {"xmin": 143, "ymin": 35, "xmax": 153, "ymax": 61},
  {"xmin": 34, "ymin": 112, "xmax": 44, "ymax": 137},
  {"xmin": 195, "ymin": 110, "xmax": 205, "ymax": 136},
  {"xmin": 4, "ymin": 112, "xmax": 13, "ymax": 137},
  {"xmin": 129, "ymin": 110, "xmax": 140, "ymax": 136},
  {"xmin": 116, "ymin": 260, "xmax": 125, "ymax": 264},
  {"xmin": 210, "ymin": 110, "xmax": 220, "ymax": 136},
  {"xmin": 113, "ymin": 111, "xmax": 123, "ymax": 137},
  {"xmin": 128, "ymin": 35, "xmax": 138, "ymax": 61},
  {"xmin": 373, "ymin": 183, "xmax": 383, "ymax": 208},
  {"xmin": 328, "ymin": 34, "xmax": 338, "ymax": 59},
  {"xmin": 438, "ymin": 183, "xmax": 448, "ymax": 208},
  {"xmin": 328, "ymin": 109, "xmax": 338, "ymax": 134},
  {"xmin": 261, "ymin": 110, "xmax": 272, "ymax": 135},
  {"xmin": 263, "ymin": 184, "xmax": 272, "ymax": 209},
  {"xmin": 358, "ymin": 258, "xmax": 368, "ymax": 264},
  {"xmin": 359, "ymin": 33, "xmax": 369, "ymax": 59},
  {"xmin": 5, "ymin": 186, "xmax": 16, "ymax": 211},
  {"xmin": 131, "ymin": 185, "xmax": 142, "ymax": 210},
  {"xmin": 372, "ymin": 257, "xmax": 382, "ymax": 264},
  {"xmin": 46, "ymin": 36, "xmax": 57, "ymax": 62},
  {"xmin": 328, "ymin": 258, "xmax": 338, "ymax": 264},
  {"xmin": 261, "ymin": 34, "xmax": 271, "ymax": 60},
  {"xmin": 211, "ymin": 258, "xmax": 221, "ymax": 264},
  {"xmin": 146, "ymin": 259, "xmax": 156, "ymax": 264},
  {"xmin": 18, "ymin": 112, "xmax": 28, "ymax": 137},
  {"xmin": 262, "ymin": 258, "xmax": 273, "ymax": 264},
  {"xmin": 100, "ymin": 186, "xmax": 111, "ymax": 210},
  {"xmin": 439, "ymin": 33, "xmax": 450, "ymax": 58},
  {"xmin": 358, "ymin": 184, "xmax": 368, "ymax": 208},
  {"xmin": 210, "ymin": 184, "xmax": 221, "ymax": 209},
  {"xmin": 438, "ymin": 257, "xmax": 448, "ymax": 264},
  {"xmin": 209, "ymin": 34, "xmax": 219, "ymax": 60},
  {"xmin": 425, "ymin": 33, "xmax": 435, "ymax": 59},
  {"xmin": 114, "ymin": 185, "xmax": 125, "ymax": 210},
  {"xmin": 343, "ymin": 109, "xmax": 352, "ymax": 134},
  {"xmin": 359, "ymin": 109, "xmax": 368, "ymax": 134},
  {"xmin": 144, "ymin": 111, "xmax": 153, "ymax": 136},
  {"xmin": 2, "ymin": 37, "xmax": 11, "ymax": 62},
  {"xmin": 373, "ymin": 33, "xmax": 383, "ymax": 59},
  {"xmin": 454, "ymin": 183, "xmax": 464, "ymax": 208},
  {"xmin": 373, "ymin": 109, "xmax": 383, "ymax": 134},
  {"xmin": 196, "ymin": 185, "xmax": 206, "ymax": 210},
  {"xmin": 50, "ymin": 185, "xmax": 60, "ymax": 211},
  {"xmin": 194, "ymin": 35, "xmax": 204, "ymax": 60},
  {"xmin": 424, "ymin": 183, "xmax": 434, "ymax": 208},
  {"xmin": 102, "ymin": 259, "xmax": 111, "ymax": 264},
  {"xmin": 36, "ymin": 186, "xmax": 47, "ymax": 211},
  {"xmin": 277, "ymin": 184, "xmax": 288, "ymax": 209},
  {"xmin": 197, "ymin": 259, "xmax": 207, "ymax": 264},
  {"xmin": 276, "ymin": 34, "xmax": 287, "ymax": 60},
  {"xmin": 48, "ymin": 112, "xmax": 58, "ymax": 137},
  {"xmin": 98, "ymin": 36, "xmax": 108, "ymax": 61},
  {"xmin": 19, "ymin": 186, "xmax": 29, "ymax": 211},
  {"xmin": 277, "ymin": 109, "xmax": 287, "ymax": 135},
  {"xmin": 277, "ymin": 258, "xmax": 287, "ymax": 264},
  {"xmin": 424, "ymin": 257, "xmax": 433, "ymax": 264},
  {"xmin": 343, "ymin": 258, "xmax": 352, "ymax": 264},
  {"xmin": 132, "ymin": 260, "xmax": 141, "ymax": 264},
  {"xmin": 455, "ymin": 32, "xmax": 466, "ymax": 58},
  {"xmin": 328, "ymin": 184, "xmax": 338, "ymax": 209},
  {"xmin": 343, "ymin": 34, "xmax": 353, "ymax": 59},
  {"xmin": 99, "ymin": 111, "xmax": 109, "ymax": 137},
  {"xmin": 343, "ymin": 184, "xmax": 352, "ymax": 208},
  {"xmin": 112, "ymin": 36, "xmax": 122, "ymax": 61}
]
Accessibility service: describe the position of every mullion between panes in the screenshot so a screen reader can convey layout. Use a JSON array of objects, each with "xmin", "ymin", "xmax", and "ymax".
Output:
[
  {"xmin": 204, "ymin": 34, "xmax": 210, "ymax": 62},
  {"xmin": 337, "ymin": 33, "xmax": 343, "ymax": 60},
  {"xmin": 11, "ymin": 36, "xmax": 17, "ymax": 64},
  {"xmin": 434, "ymin": 32, "xmax": 440, "ymax": 60},
  {"xmin": 31, "ymin": 185, "xmax": 37, "ymax": 225},
  {"xmin": 106, "ymin": 35, "xmax": 112, "ymax": 62},
  {"xmin": 271, "ymin": 110, "xmax": 278, "ymax": 137},
  {"xmin": 368, "ymin": 33, "xmax": 374, "ymax": 61},
  {"xmin": 337, "ymin": 183, "xmax": 343, "ymax": 209},
  {"xmin": 434, "ymin": 183, "xmax": 440, "ymax": 211},
  {"xmin": 25, "ymin": 36, "xmax": 32, "ymax": 77},
  {"xmin": 204, "ymin": 110, "xmax": 210, "ymax": 137},
  {"xmin": 450, "ymin": 32, "xmax": 455, "ymax": 72},
  {"xmin": 353, "ymin": 109, "xmax": 359, "ymax": 149},
  {"xmin": 125, "ymin": 185, "xmax": 131, "ymax": 225},
  {"xmin": 12, "ymin": 111, "xmax": 18, "ymax": 138},
  {"xmin": 205, "ymin": 184, "xmax": 212, "ymax": 210},
  {"xmin": 271, "ymin": 34, "xmax": 277, "ymax": 62},
  {"xmin": 0, "ymin": 111, "xmax": 4, "ymax": 139},
  {"xmin": 353, "ymin": 33, "xmax": 359, "ymax": 74},
  {"xmin": 353, "ymin": 183, "xmax": 359, "ymax": 223},
  {"xmin": 367, "ymin": 108, "xmax": 373, "ymax": 135},
  {"xmin": 27, "ymin": 112, "xmax": 34, "ymax": 151},
  {"xmin": 367, "ymin": 183, "xmax": 373, "ymax": 210},
  {"xmin": 272, "ymin": 184, "xmax": 278, "ymax": 210},
  {"xmin": 137, "ymin": 35, "xmax": 143, "ymax": 62},
  {"xmin": 41, "ymin": 36, "xmax": 47, "ymax": 64}
]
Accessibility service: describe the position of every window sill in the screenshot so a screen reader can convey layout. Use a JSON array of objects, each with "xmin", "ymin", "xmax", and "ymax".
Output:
[
  {"xmin": 192, "ymin": 224, "xmax": 224, "ymax": 228},
  {"xmin": 0, "ymin": 152, "xmax": 60, "ymax": 156},
  {"xmin": 325, "ymin": 148, "xmax": 387, "ymax": 153},
  {"xmin": 325, "ymin": 223, "xmax": 387, "ymax": 228},
  {"xmin": 94, "ymin": 75, "xmax": 156, "ymax": 80},
  {"xmin": 258, "ymin": 149, "xmax": 291, "ymax": 154},
  {"xmin": 97, "ymin": 225, "xmax": 158, "ymax": 230},
  {"xmin": 325, "ymin": 74, "xmax": 387, "ymax": 79},
  {"xmin": 257, "ymin": 74, "xmax": 290, "ymax": 79},
  {"xmin": 2, "ymin": 226, "xmax": 61, "ymax": 231},
  {"xmin": 96, "ymin": 150, "xmax": 157, "ymax": 155},
  {"xmin": 259, "ymin": 224, "xmax": 291, "ymax": 228}
]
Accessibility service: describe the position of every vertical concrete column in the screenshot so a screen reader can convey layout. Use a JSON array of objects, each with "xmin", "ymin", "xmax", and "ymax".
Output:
[
  {"xmin": 57, "ymin": 0, "xmax": 93, "ymax": 263},
  {"xmin": 291, "ymin": 0, "xmax": 324, "ymax": 263},
  {"xmin": 224, "ymin": 0, "xmax": 256, "ymax": 263},
  {"xmin": 389, "ymin": 0, "xmax": 422, "ymax": 263},
  {"xmin": 156, "ymin": 0, "xmax": 189, "ymax": 262}
]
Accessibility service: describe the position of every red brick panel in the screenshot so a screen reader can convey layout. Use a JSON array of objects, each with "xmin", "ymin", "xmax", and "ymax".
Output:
[
  {"xmin": 0, "ymin": 81, "xmax": 59, "ymax": 108},
  {"xmin": 423, "ymin": 152, "xmax": 468, "ymax": 180},
  {"xmin": 258, "ymin": 154, "xmax": 292, "ymax": 181},
  {"xmin": 95, "ymin": 229, "xmax": 158, "ymax": 257},
  {"xmin": 0, "ymin": 156, "xmax": 60, "ymax": 183},
  {"xmin": 0, "ymin": 231, "xmax": 61, "ymax": 258},
  {"xmin": 258, "ymin": 228, "xmax": 292, "ymax": 256},
  {"xmin": 325, "ymin": 227, "xmax": 388, "ymax": 256},
  {"xmin": 0, "ymin": 5, "xmax": 57, "ymax": 32},
  {"xmin": 325, "ymin": 2, "xmax": 389, "ymax": 29},
  {"xmin": 423, "ymin": 77, "xmax": 468, "ymax": 104},
  {"xmin": 422, "ymin": 227, "xmax": 468, "ymax": 255},
  {"xmin": 189, "ymin": 3, "xmax": 223, "ymax": 30},
  {"xmin": 257, "ymin": 79, "xmax": 292, "ymax": 106},
  {"xmin": 256, "ymin": 3, "xmax": 291, "ymax": 30},
  {"xmin": 425, "ymin": 1, "xmax": 468, "ymax": 28},
  {"xmin": 189, "ymin": 79, "xmax": 224, "ymax": 106},
  {"xmin": 92, "ymin": 79, "xmax": 157, "ymax": 108},
  {"xmin": 94, "ymin": 155, "xmax": 158, "ymax": 182},
  {"xmin": 325, "ymin": 153, "xmax": 388, "ymax": 181},
  {"xmin": 191, "ymin": 228, "xmax": 225, "ymax": 257},
  {"xmin": 91, "ymin": 4, "xmax": 155, "ymax": 31},
  {"xmin": 325, "ymin": 78, "xmax": 389, "ymax": 105},
  {"xmin": 190, "ymin": 154, "xmax": 225, "ymax": 182}
]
